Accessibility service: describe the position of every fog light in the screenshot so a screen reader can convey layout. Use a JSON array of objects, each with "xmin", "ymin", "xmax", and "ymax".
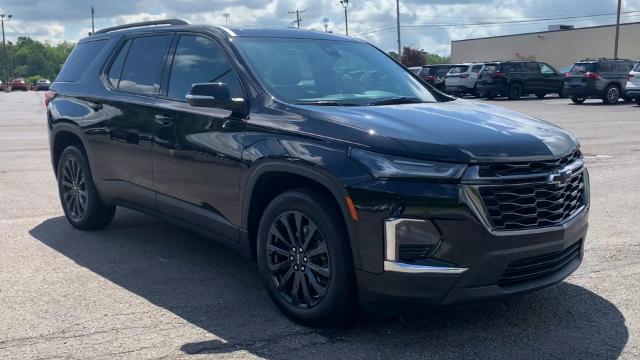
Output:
[{"xmin": 384, "ymin": 219, "xmax": 440, "ymax": 263}]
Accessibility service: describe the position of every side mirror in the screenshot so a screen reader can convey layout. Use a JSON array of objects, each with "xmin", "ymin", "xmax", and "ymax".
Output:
[{"xmin": 186, "ymin": 82, "xmax": 245, "ymax": 112}]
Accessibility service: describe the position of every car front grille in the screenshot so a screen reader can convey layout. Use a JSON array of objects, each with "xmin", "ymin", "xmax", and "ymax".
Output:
[
  {"xmin": 478, "ymin": 172, "xmax": 585, "ymax": 230},
  {"xmin": 498, "ymin": 240, "xmax": 582, "ymax": 286},
  {"xmin": 478, "ymin": 149, "xmax": 581, "ymax": 177},
  {"xmin": 466, "ymin": 150, "xmax": 587, "ymax": 231}
]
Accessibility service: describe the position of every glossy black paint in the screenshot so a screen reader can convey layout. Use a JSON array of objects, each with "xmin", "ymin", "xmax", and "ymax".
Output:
[{"xmin": 48, "ymin": 25, "xmax": 586, "ymax": 307}]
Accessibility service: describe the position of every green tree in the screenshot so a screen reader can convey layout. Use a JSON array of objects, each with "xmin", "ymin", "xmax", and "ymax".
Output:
[{"xmin": 0, "ymin": 37, "xmax": 74, "ymax": 82}]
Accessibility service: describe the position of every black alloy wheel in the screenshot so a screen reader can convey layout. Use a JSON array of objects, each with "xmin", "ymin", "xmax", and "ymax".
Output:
[
  {"xmin": 57, "ymin": 145, "xmax": 116, "ymax": 229},
  {"xmin": 266, "ymin": 210, "xmax": 330, "ymax": 309},
  {"xmin": 256, "ymin": 189, "xmax": 356, "ymax": 325},
  {"xmin": 571, "ymin": 97, "xmax": 586, "ymax": 104},
  {"xmin": 61, "ymin": 156, "xmax": 88, "ymax": 220}
]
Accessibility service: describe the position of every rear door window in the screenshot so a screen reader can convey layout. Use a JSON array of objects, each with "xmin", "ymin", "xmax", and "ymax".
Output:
[
  {"xmin": 598, "ymin": 62, "xmax": 613, "ymax": 73},
  {"xmin": 118, "ymin": 35, "xmax": 172, "ymax": 96},
  {"xmin": 501, "ymin": 63, "xmax": 521, "ymax": 72},
  {"xmin": 524, "ymin": 62, "xmax": 541, "ymax": 73},
  {"xmin": 56, "ymin": 39, "xmax": 108, "ymax": 82}
]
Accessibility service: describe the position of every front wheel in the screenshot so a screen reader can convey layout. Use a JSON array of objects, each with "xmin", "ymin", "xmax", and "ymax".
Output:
[
  {"xmin": 571, "ymin": 97, "xmax": 586, "ymax": 104},
  {"xmin": 257, "ymin": 189, "xmax": 356, "ymax": 325},
  {"xmin": 57, "ymin": 145, "xmax": 116, "ymax": 230}
]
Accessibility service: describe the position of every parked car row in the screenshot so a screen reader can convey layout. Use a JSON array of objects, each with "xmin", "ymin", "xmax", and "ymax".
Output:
[
  {"xmin": 0, "ymin": 78, "xmax": 51, "ymax": 92},
  {"xmin": 411, "ymin": 58, "xmax": 640, "ymax": 105}
]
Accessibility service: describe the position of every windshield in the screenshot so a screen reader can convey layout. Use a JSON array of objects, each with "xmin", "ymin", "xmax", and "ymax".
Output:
[{"xmin": 235, "ymin": 37, "xmax": 437, "ymax": 105}]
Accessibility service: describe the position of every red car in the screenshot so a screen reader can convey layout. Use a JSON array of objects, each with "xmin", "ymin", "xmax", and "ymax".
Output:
[{"xmin": 11, "ymin": 79, "xmax": 28, "ymax": 91}]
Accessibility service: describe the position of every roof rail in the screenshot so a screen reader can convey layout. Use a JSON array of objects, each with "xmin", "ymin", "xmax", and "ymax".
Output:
[{"xmin": 93, "ymin": 19, "xmax": 189, "ymax": 35}]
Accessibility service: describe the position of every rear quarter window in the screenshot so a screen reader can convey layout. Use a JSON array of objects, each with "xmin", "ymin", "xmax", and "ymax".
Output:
[{"xmin": 55, "ymin": 39, "xmax": 108, "ymax": 82}]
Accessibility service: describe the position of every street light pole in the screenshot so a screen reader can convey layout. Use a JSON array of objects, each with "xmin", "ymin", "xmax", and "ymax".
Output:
[
  {"xmin": 396, "ymin": 0, "xmax": 401, "ymax": 60},
  {"xmin": 223, "ymin": 13, "xmax": 230, "ymax": 25},
  {"xmin": 614, "ymin": 0, "xmax": 622, "ymax": 58},
  {"xmin": 340, "ymin": 0, "xmax": 349, "ymax": 36},
  {"xmin": 1, "ymin": 14, "xmax": 12, "ymax": 84},
  {"xmin": 91, "ymin": 6, "xmax": 95, "ymax": 35}
]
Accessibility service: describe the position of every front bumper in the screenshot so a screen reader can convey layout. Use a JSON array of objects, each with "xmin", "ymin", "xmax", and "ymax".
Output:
[{"xmin": 347, "ymin": 170, "xmax": 589, "ymax": 310}]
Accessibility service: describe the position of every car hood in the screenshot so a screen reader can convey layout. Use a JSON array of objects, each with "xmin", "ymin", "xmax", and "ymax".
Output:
[{"xmin": 294, "ymin": 99, "xmax": 578, "ymax": 163}]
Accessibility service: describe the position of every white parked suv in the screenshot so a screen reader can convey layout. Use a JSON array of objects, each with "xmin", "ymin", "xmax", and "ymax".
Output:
[
  {"xmin": 624, "ymin": 62, "xmax": 640, "ymax": 105},
  {"xmin": 445, "ymin": 63, "xmax": 486, "ymax": 97}
]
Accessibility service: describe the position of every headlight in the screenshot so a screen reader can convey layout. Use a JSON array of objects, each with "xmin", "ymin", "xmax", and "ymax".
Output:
[{"xmin": 350, "ymin": 148, "xmax": 466, "ymax": 179}]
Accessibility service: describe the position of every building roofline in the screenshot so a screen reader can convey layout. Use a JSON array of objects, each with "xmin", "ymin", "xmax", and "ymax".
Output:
[{"xmin": 451, "ymin": 21, "xmax": 640, "ymax": 43}]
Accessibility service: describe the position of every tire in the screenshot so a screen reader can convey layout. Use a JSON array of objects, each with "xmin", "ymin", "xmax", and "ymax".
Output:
[
  {"xmin": 507, "ymin": 83, "xmax": 523, "ymax": 100},
  {"xmin": 256, "ymin": 188, "xmax": 356, "ymax": 326},
  {"xmin": 622, "ymin": 95, "xmax": 633, "ymax": 103},
  {"xmin": 571, "ymin": 97, "xmax": 586, "ymax": 104},
  {"xmin": 486, "ymin": 91, "xmax": 496, "ymax": 99},
  {"xmin": 636, "ymin": 98, "xmax": 640, "ymax": 106},
  {"xmin": 57, "ymin": 145, "xmax": 116, "ymax": 230},
  {"xmin": 602, "ymin": 85, "xmax": 620, "ymax": 104},
  {"xmin": 536, "ymin": 93, "xmax": 546, "ymax": 99}
]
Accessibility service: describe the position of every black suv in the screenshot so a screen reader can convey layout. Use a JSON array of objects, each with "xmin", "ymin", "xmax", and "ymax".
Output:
[
  {"xmin": 477, "ymin": 61, "xmax": 566, "ymax": 100},
  {"xmin": 416, "ymin": 64, "xmax": 454, "ymax": 91},
  {"xmin": 565, "ymin": 58, "xmax": 635, "ymax": 104},
  {"xmin": 47, "ymin": 20, "xmax": 589, "ymax": 325}
]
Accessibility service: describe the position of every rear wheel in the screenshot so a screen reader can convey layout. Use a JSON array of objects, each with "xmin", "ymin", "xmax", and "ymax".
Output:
[
  {"xmin": 636, "ymin": 98, "xmax": 640, "ymax": 105},
  {"xmin": 602, "ymin": 85, "xmax": 620, "ymax": 104},
  {"xmin": 57, "ymin": 145, "xmax": 115, "ymax": 230},
  {"xmin": 486, "ymin": 91, "xmax": 496, "ymax": 99},
  {"xmin": 507, "ymin": 83, "xmax": 523, "ymax": 100},
  {"xmin": 558, "ymin": 86, "xmax": 567, "ymax": 98},
  {"xmin": 256, "ymin": 189, "xmax": 356, "ymax": 326},
  {"xmin": 536, "ymin": 93, "xmax": 546, "ymax": 99},
  {"xmin": 571, "ymin": 97, "xmax": 586, "ymax": 104},
  {"xmin": 622, "ymin": 95, "xmax": 633, "ymax": 103}
]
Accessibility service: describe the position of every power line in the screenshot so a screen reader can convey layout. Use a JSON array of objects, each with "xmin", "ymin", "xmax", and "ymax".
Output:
[{"xmin": 352, "ymin": 10, "xmax": 640, "ymax": 36}]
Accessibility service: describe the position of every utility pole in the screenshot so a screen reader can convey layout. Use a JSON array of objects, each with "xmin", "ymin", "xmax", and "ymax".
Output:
[
  {"xmin": 322, "ymin": 18, "xmax": 330, "ymax": 32},
  {"xmin": 223, "ymin": 13, "xmax": 230, "ymax": 25},
  {"xmin": 614, "ymin": 0, "xmax": 622, "ymax": 58},
  {"xmin": 1, "ymin": 13, "xmax": 12, "ymax": 84},
  {"xmin": 91, "ymin": 6, "xmax": 95, "ymax": 35},
  {"xmin": 339, "ymin": 0, "xmax": 349, "ymax": 36},
  {"xmin": 396, "ymin": 0, "xmax": 401, "ymax": 59},
  {"xmin": 288, "ymin": 10, "xmax": 305, "ymax": 29}
]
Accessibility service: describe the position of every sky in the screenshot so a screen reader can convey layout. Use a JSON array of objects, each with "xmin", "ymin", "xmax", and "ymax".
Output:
[{"xmin": 1, "ymin": 0, "xmax": 640, "ymax": 55}]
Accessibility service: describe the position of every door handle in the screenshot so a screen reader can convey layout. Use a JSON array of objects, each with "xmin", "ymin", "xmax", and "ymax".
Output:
[{"xmin": 154, "ymin": 114, "xmax": 174, "ymax": 127}]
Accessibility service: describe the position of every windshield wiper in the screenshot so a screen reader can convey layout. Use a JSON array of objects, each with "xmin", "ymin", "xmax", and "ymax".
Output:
[
  {"xmin": 295, "ymin": 100, "xmax": 360, "ymax": 106},
  {"xmin": 368, "ymin": 97, "xmax": 424, "ymax": 106}
]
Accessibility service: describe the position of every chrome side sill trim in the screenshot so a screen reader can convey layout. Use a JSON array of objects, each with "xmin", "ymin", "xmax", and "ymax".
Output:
[{"xmin": 384, "ymin": 261, "xmax": 468, "ymax": 274}]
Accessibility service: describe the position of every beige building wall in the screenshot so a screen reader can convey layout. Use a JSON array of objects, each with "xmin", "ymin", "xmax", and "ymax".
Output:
[{"xmin": 451, "ymin": 22, "xmax": 640, "ymax": 70}]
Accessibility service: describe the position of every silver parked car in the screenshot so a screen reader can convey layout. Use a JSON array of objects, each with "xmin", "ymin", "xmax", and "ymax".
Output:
[{"xmin": 445, "ymin": 63, "xmax": 485, "ymax": 97}]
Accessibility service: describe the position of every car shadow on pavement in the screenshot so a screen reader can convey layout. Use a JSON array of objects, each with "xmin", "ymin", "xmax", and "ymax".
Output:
[{"xmin": 30, "ymin": 209, "xmax": 628, "ymax": 360}]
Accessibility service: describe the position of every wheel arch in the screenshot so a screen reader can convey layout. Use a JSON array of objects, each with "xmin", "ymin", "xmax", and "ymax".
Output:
[
  {"xmin": 241, "ymin": 160, "xmax": 361, "ymax": 269},
  {"xmin": 51, "ymin": 123, "xmax": 90, "ymax": 177}
]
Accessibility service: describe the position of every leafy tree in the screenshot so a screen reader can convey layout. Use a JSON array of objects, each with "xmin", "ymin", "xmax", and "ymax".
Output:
[
  {"xmin": 425, "ymin": 53, "xmax": 450, "ymax": 65},
  {"xmin": 400, "ymin": 46, "xmax": 426, "ymax": 67},
  {"xmin": 0, "ymin": 37, "xmax": 74, "ymax": 82}
]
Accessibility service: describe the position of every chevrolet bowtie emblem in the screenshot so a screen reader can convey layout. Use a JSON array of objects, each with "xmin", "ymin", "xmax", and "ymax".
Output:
[{"xmin": 548, "ymin": 169, "xmax": 573, "ymax": 186}]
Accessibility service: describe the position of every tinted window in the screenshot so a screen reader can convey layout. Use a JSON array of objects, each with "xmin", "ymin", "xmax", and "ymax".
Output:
[
  {"xmin": 617, "ymin": 62, "xmax": 633, "ymax": 72},
  {"xmin": 570, "ymin": 63, "xmax": 597, "ymax": 74},
  {"xmin": 471, "ymin": 65, "xmax": 483, "ymax": 73},
  {"xmin": 118, "ymin": 35, "xmax": 172, "ymax": 95},
  {"xmin": 634, "ymin": 63, "xmax": 640, "ymax": 72},
  {"xmin": 107, "ymin": 40, "xmax": 132, "ymax": 88},
  {"xmin": 56, "ymin": 39, "xmax": 108, "ymax": 82},
  {"xmin": 599, "ymin": 62, "xmax": 613, "ymax": 72},
  {"xmin": 540, "ymin": 63, "xmax": 555, "ymax": 74},
  {"xmin": 167, "ymin": 35, "xmax": 243, "ymax": 101},
  {"xmin": 524, "ymin": 62, "xmax": 540, "ymax": 73},
  {"xmin": 501, "ymin": 63, "xmax": 521, "ymax": 72}
]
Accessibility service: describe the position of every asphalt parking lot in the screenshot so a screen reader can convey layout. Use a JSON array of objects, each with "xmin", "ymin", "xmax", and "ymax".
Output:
[{"xmin": 0, "ymin": 91, "xmax": 639, "ymax": 360}]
